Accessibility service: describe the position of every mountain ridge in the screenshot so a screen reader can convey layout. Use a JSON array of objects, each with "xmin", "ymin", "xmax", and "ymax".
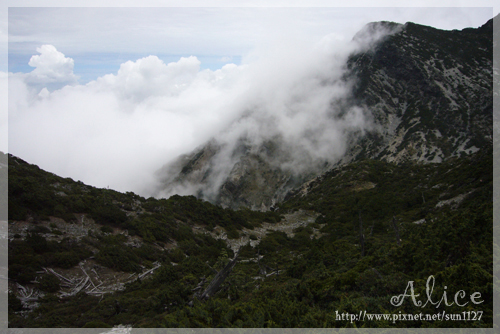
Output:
[
  {"xmin": 340, "ymin": 17, "xmax": 493, "ymax": 165},
  {"xmin": 155, "ymin": 16, "xmax": 494, "ymax": 211},
  {"xmin": 4, "ymin": 15, "xmax": 496, "ymax": 329}
]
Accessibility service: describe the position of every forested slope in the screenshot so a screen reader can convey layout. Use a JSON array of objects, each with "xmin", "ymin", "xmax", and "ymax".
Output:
[{"xmin": 7, "ymin": 146, "xmax": 493, "ymax": 328}]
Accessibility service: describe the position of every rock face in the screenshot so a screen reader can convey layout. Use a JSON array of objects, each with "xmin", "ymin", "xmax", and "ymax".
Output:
[
  {"xmin": 340, "ymin": 19, "xmax": 493, "ymax": 165},
  {"xmin": 157, "ymin": 138, "xmax": 313, "ymax": 211},
  {"xmin": 157, "ymin": 17, "xmax": 494, "ymax": 211}
]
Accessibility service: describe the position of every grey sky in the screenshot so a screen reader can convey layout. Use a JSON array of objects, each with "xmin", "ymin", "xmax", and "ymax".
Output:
[{"xmin": 6, "ymin": 5, "xmax": 495, "ymax": 82}]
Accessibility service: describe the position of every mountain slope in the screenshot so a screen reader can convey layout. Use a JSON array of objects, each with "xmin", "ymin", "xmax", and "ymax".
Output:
[
  {"xmin": 341, "ymin": 19, "xmax": 493, "ymax": 164},
  {"xmin": 156, "ymin": 17, "xmax": 494, "ymax": 211},
  {"xmin": 7, "ymin": 145, "xmax": 493, "ymax": 328}
]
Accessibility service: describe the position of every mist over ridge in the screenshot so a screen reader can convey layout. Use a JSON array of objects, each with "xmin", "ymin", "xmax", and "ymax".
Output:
[
  {"xmin": 8, "ymin": 20, "xmax": 399, "ymax": 199},
  {"xmin": 153, "ymin": 22, "xmax": 406, "ymax": 206},
  {"xmin": 156, "ymin": 17, "xmax": 494, "ymax": 210}
]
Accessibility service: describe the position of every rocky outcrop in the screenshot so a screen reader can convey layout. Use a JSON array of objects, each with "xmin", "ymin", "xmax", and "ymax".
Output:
[
  {"xmin": 340, "ymin": 19, "xmax": 493, "ymax": 165},
  {"xmin": 157, "ymin": 137, "xmax": 318, "ymax": 211}
]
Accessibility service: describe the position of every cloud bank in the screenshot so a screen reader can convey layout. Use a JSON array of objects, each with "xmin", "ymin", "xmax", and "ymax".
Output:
[
  {"xmin": 26, "ymin": 45, "xmax": 78, "ymax": 85},
  {"xmin": 155, "ymin": 23, "xmax": 401, "ymax": 202},
  {"xmin": 8, "ymin": 24, "xmax": 395, "ymax": 198}
]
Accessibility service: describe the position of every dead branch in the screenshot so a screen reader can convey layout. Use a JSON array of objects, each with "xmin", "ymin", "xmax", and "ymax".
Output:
[
  {"xmin": 17, "ymin": 283, "xmax": 31, "ymax": 298},
  {"xmin": 60, "ymin": 276, "xmax": 89, "ymax": 298},
  {"xmin": 266, "ymin": 270, "xmax": 283, "ymax": 277},
  {"xmin": 371, "ymin": 268, "xmax": 383, "ymax": 280},
  {"xmin": 79, "ymin": 262, "xmax": 98, "ymax": 290},
  {"xmin": 138, "ymin": 263, "xmax": 161, "ymax": 280},
  {"xmin": 45, "ymin": 268, "xmax": 73, "ymax": 284},
  {"xmin": 199, "ymin": 249, "xmax": 240, "ymax": 301},
  {"xmin": 256, "ymin": 249, "xmax": 267, "ymax": 275},
  {"xmin": 205, "ymin": 261, "xmax": 218, "ymax": 275},
  {"xmin": 88, "ymin": 282, "xmax": 104, "ymax": 293},
  {"xmin": 91, "ymin": 268, "xmax": 101, "ymax": 283},
  {"xmin": 392, "ymin": 215, "xmax": 401, "ymax": 246}
]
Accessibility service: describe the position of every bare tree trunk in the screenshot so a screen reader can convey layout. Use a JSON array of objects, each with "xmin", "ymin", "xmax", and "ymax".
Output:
[
  {"xmin": 392, "ymin": 215, "xmax": 401, "ymax": 246},
  {"xmin": 138, "ymin": 263, "xmax": 161, "ymax": 279},
  {"xmin": 205, "ymin": 262, "xmax": 218, "ymax": 275},
  {"xmin": 359, "ymin": 211, "xmax": 365, "ymax": 257},
  {"xmin": 257, "ymin": 248, "xmax": 267, "ymax": 275},
  {"xmin": 199, "ymin": 249, "xmax": 240, "ymax": 301}
]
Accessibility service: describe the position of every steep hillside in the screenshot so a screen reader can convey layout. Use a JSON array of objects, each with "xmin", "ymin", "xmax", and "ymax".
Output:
[
  {"xmin": 342, "ymin": 19, "xmax": 493, "ymax": 164},
  {"xmin": 8, "ymin": 146, "xmax": 493, "ymax": 328},
  {"xmin": 156, "ymin": 17, "xmax": 493, "ymax": 211},
  {"xmin": 156, "ymin": 138, "xmax": 310, "ymax": 211}
]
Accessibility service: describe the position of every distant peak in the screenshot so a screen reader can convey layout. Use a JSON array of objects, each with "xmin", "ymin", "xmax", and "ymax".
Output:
[{"xmin": 352, "ymin": 20, "xmax": 403, "ymax": 46}]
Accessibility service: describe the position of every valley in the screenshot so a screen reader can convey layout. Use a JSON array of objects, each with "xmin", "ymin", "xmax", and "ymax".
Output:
[
  {"xmin": 4, "ymin": 14, "xmax": 496, "ymax": 329},
  {"xmin": 5, "ymin": 144, "xmax": 493, "ymax": 328}
]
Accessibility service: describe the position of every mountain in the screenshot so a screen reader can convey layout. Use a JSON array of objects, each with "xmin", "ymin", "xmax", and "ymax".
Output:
[
  {"xmin": 156, "ymin": 17, "xmax": 494, "ymax": 211},
  {"xmin": 6, "ymin": 16, "xmax": 495, "ymax": 329},
  {"xmin": 6, "ymin": 144, "xmax": 493, "ymax": 328},
  {"xmin": 341, "ymin": 19, "xmax": 493, "ymax": 164},
  {"xmin": 156, "ymin": 137, "xmax": 311, "ymax": 211}
]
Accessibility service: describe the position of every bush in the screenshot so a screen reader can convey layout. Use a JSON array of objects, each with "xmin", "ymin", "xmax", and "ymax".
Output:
[
  {"xmin": 90, "ymin": 205, "xmax": 127, "ymax": 226},
  {"xmin": 25, "ymin": 233, "xmax": 49, "ymax": 253},
  {"xmin": 8, "ymin": 292, "xmax": 23, "ymax": 312},
  {"xmin": 226, "ymin": 228, "xmax": 240, "ymax": 239},
  {"xmin": 83, "ymin": 320, "xmax": 112, "ymax": 328},
  {"xmin": 38, "ymin": 274, "xmax": 60, "ymax": 293},
  {"xmin": 169, "ymin": 248, "xmax": 185, "ymax": 263},
  {"xmin": 95, "ymin": 245, "xmax": 141, "ymax": 272},
  {"xmin": 100, "ymin": 225, "xmax": 114, "ymax": 234},
  {"xmin": 9, "ymin": 264, "xmax": 36, "ymax": 285}
]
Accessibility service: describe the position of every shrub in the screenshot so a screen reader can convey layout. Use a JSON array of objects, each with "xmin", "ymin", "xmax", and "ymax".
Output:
[
  {"xmin": 95, "ymin": 245, "xmax": 141, "ymax": 272},
  {"xmin": 82, "ymin": 321, "xmax": 112, "ymax": 328},
  {"xmin": 100, "ymin": 225, "xmax": 114, "ymax": 234},
  {"xmin": 226, "ymin": 228, "xmax": 240, "ymax": 239},
  {"xmin": 8, "ymin": 292, "xmax": 23, "ymax": 312},
  {"xmin": 38, "ymin": 274, "xmax": 60, "ymax": 293}
]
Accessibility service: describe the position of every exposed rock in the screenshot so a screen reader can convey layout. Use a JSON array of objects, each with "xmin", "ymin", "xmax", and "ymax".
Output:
[
  {"xmin": 342, "ymin": 19, "xmax": 492, "ymax": 165},
  {"xmin": 435, "ymin": 190, "xmax": 475, "ymax": 209},
  {"xmin": 195, "ymin": 209, "xmax": 321, "ymax": 253},
  {"xmin": 156, "ymin": 18, "xmax": 493, "ymax": 211}
]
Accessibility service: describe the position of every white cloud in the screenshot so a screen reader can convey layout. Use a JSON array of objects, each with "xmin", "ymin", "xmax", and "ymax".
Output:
[
  {"xmin": 155, "ymin": 26, "xmax": 391, "ymax": 200},
  {"xmin": 91, "ymin": 55, "xmax": 201, "ymax": 104},
  {"xmin": 219, "ymin": 56, "xmax": 232, "ymax": 63},
  {"xmin": 8, "ymin": 6, "xmax": 493, "ymax": 200},
  {"xmin": 8, "ymin": 22, "xmax": 399, "ymax": 197},
  {"xmin": 8, "ymin": 7, "xmax": 494, "ymax": 73},
  {"xmin": 25, "ymin": 44, "xmax": 78, "ymax": 85},
  {"xmin": 9, "ymin": 46, "xmax": 250, "ymax": 194},
  {"xmin": 0, "ymin": 72, "xmax": 7, "ymax": 152}
]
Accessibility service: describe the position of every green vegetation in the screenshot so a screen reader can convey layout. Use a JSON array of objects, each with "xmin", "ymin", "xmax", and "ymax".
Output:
[
  {"xmin": 7, "ymin": 145, "xmax": 492, "ymax": 328},
  {"xmin": 5, "ymin": 16, "xmax": 495, "ymax": 329},
  {"xmin": 8, "ymin": 155, "xmax": 281, "ymax": 236}
]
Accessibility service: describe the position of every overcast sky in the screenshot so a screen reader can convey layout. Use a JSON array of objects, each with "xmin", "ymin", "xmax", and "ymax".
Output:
[
  {"xmin": 2, "ymin": 1, "xmax": 498, "ymax": 196},
  {"xmin": 6, "ymin": 5, "xmax": 495, "ymax": 82}
]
